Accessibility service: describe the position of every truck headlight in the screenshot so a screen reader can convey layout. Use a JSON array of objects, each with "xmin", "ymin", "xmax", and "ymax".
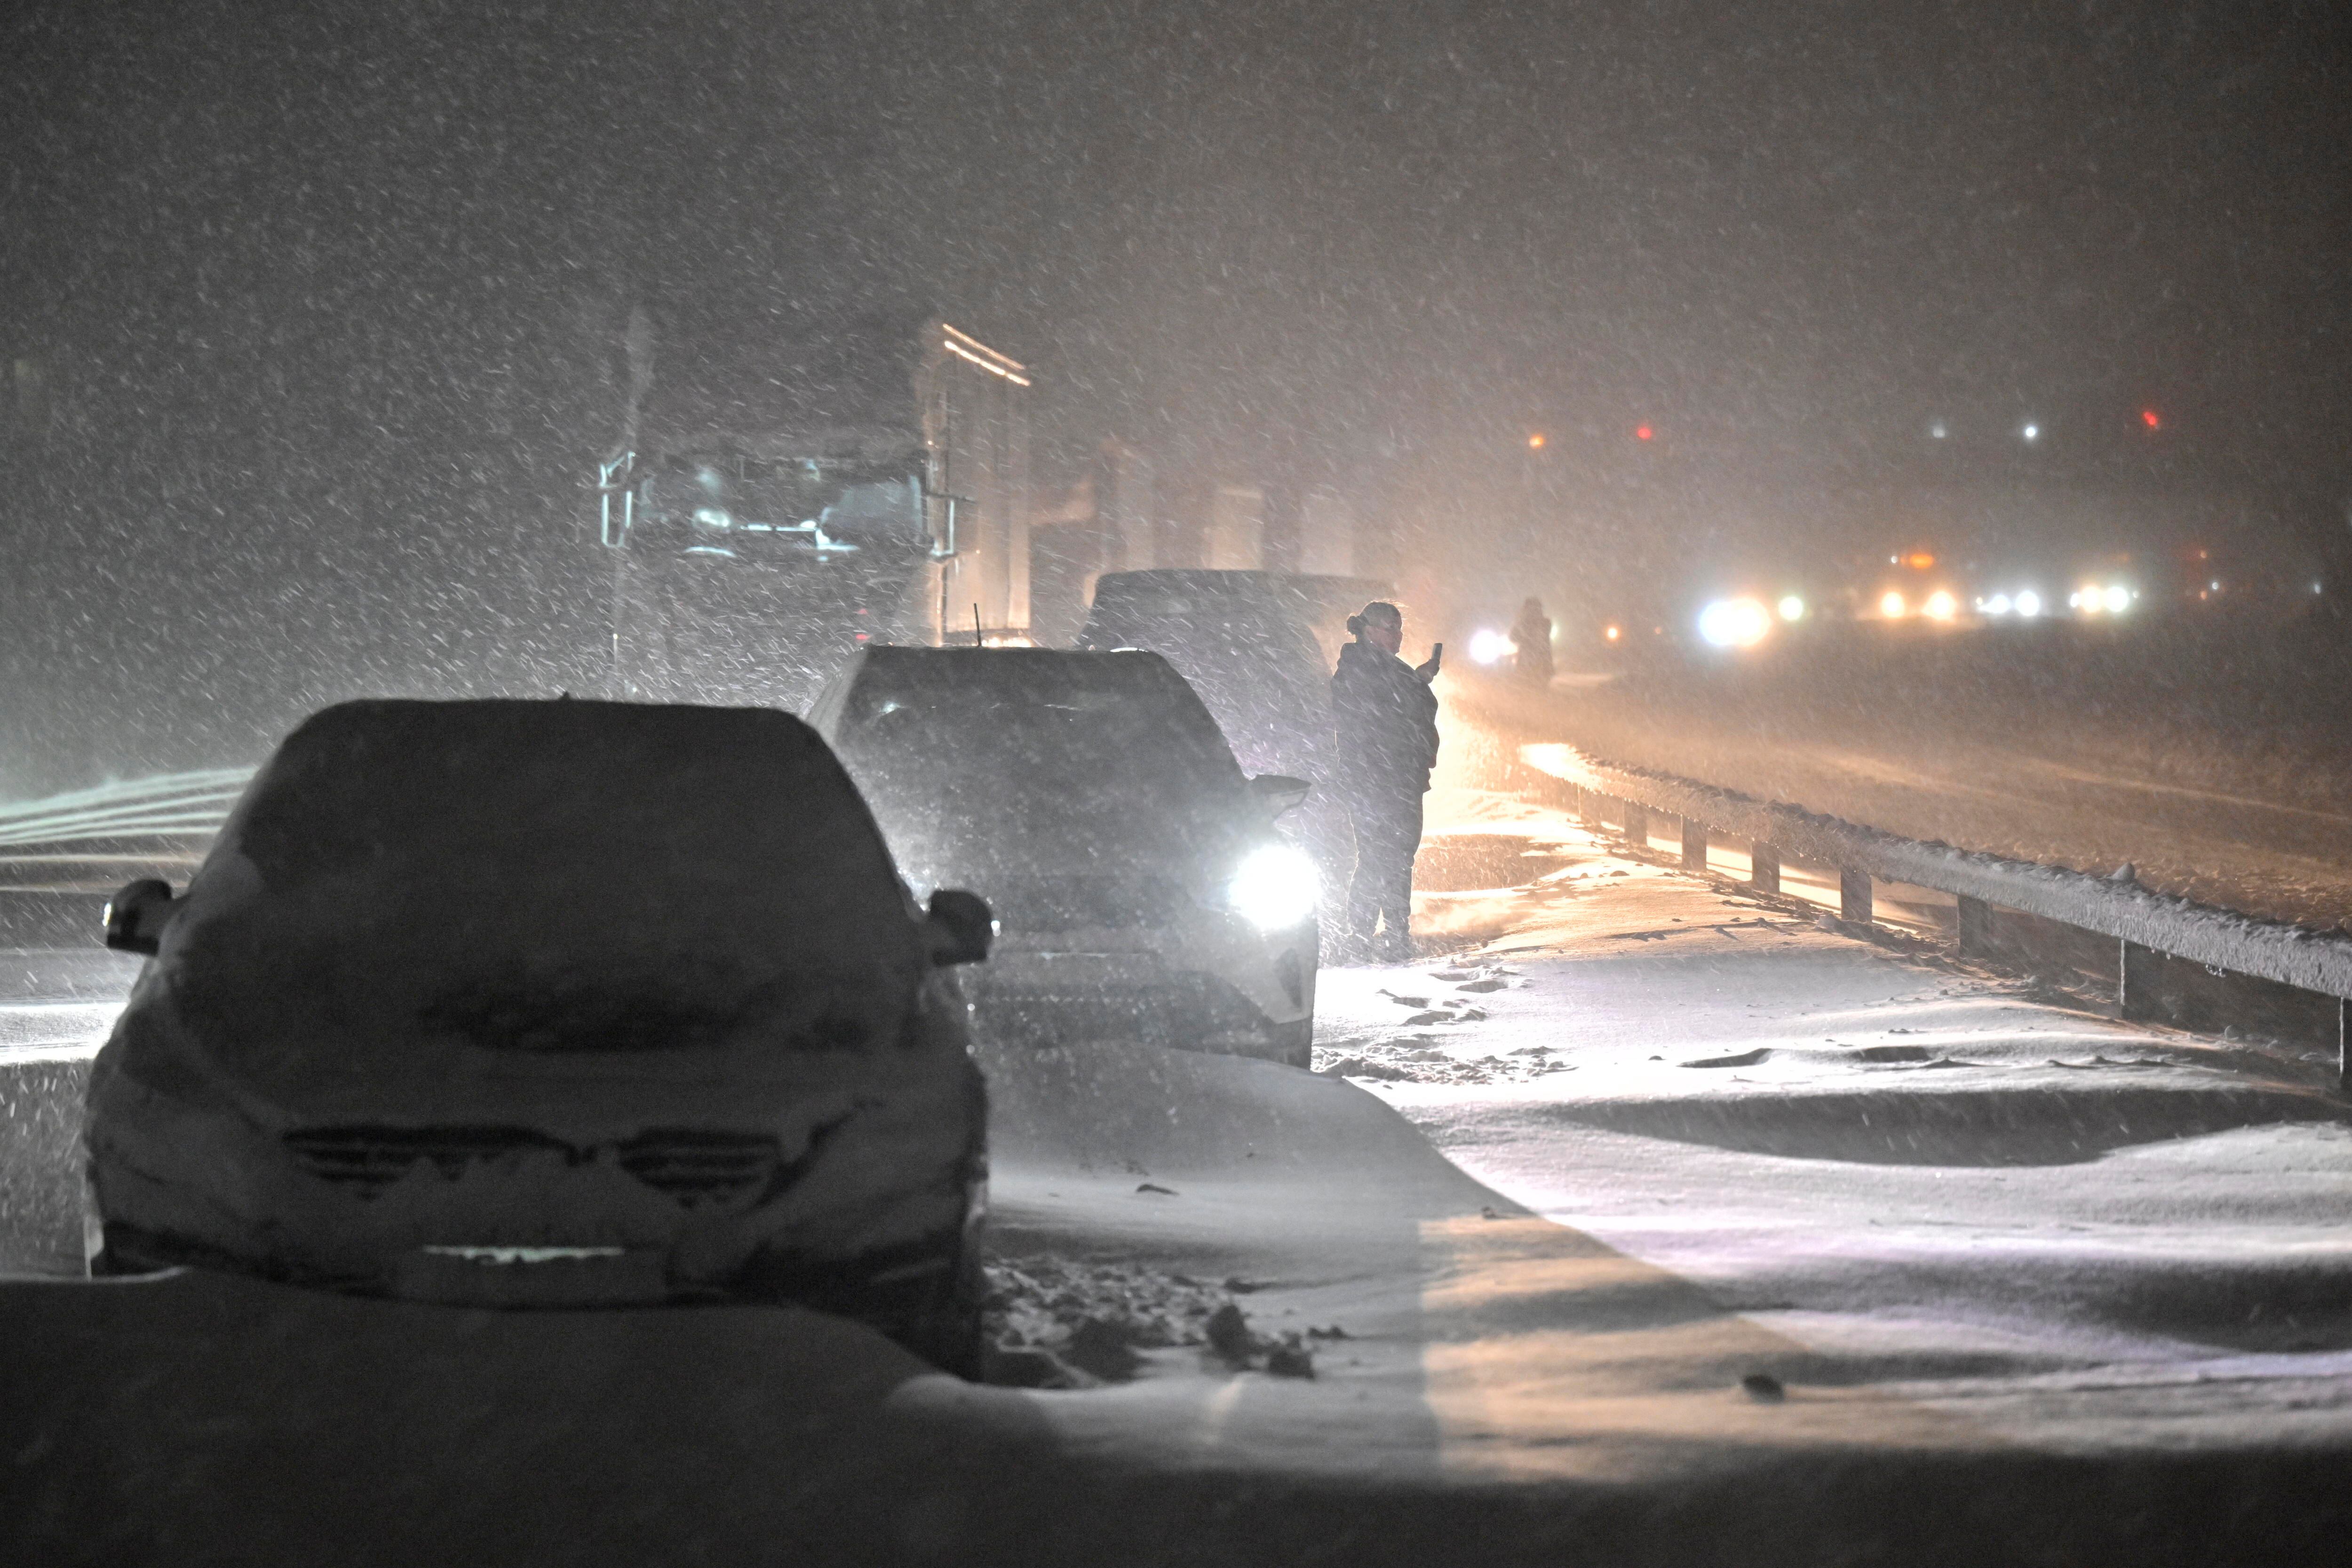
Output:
[{"xmin": 1228, "ymin": 844, "xmax": 1319, "ymax": 930}]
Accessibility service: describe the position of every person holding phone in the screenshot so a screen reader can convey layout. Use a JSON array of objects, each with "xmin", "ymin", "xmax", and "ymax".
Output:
[{"xmin": 1330, "ymin": 601, "xmax": 1441, "ymax": 961}]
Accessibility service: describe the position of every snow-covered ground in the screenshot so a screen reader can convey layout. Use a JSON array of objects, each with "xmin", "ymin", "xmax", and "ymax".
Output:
[
  {"xmin": 3, "ymin": 739, "xmax": 2346, "ymax": 1561},
  {"xmin": 1326, "ymin": 791, "xmax": 2352, "ymax": 1460}
]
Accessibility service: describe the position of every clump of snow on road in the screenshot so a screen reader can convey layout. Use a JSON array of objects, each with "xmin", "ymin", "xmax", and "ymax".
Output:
[
  {"xmin": 1311, "ymin": 963, "xmax": 1576, "ymax": 1084},
  {"xmin": 985, "ymin": 1254, "xmax": 1232, "ymax": 1361},
  {"xmin": 983, "ymin": 1253, "xmax": 1335, "ymax": 1386}
]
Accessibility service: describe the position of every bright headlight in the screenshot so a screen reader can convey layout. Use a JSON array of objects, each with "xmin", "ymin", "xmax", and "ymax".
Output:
[
  {"xmin": 2103, "ymin": 584, "xmax": 2131, "ymax": 614},
  {"xmin": 1879, "ymin": 590, "xmax": 1907, "ymax": 619},
  {"xmin": 1228, "ymin": 844, "xmax": 1319, "ymax": 930},
  {"xmin": 1923, "ymin": 589, "xmax": 1958, "ymax": 621},
  {"xmin": 2015, "ymin": 589, "xmax": 2042, "ymax": 618},
  {"xmin": 1777, "ymin": 595, "xmax": 1805, "ymax": 622},
  {"xmin": 1467, "ymin": 628, "xmax": 1518, "ymax": 665},
  {"xmin": 1698, "ymin": 597, "xmax": 1772, "ymax": 648}
]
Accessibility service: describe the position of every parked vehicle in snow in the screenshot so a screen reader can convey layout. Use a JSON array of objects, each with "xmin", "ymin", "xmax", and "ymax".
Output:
[
  {"xmin": 1075, "ymin": 570, "xmax": 1335, "ymax": 787},
  {"xmin": 84, "ymin": 698, "xmax": 994, "ymax": 1376},
  {"xmin": 807, "ymin": 647, "xmax": 1319, "ymax": 1067},
  {"xmin": 1074, "ymin": 569, "xmax": 1359, "ymax": 936}
]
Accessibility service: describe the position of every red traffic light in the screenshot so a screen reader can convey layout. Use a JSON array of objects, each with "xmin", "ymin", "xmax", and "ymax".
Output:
[
  {"xmin": 2141, "ymin": 409, "xmax": 2161, "ymax": 430},
  {"xmin": 1634, "ymin": 423, "xmax": 1653, "ymax": 442}
]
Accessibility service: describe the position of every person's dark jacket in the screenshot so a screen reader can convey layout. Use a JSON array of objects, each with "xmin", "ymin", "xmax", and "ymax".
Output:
[{"xmin": 1331, "ymin": 641, "xmax": 1439, "ymax": 804}]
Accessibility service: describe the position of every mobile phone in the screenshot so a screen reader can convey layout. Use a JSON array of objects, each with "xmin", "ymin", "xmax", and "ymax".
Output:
[{"xmin": 1431, "ymin": 642, "xmax": 1444, "ymax": 663}]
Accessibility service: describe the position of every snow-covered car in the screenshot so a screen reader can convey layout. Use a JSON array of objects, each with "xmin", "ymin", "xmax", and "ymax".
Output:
[
  {"xmin": 84, "ymin": 698, "xmax": 995, "ymax": 1375},
  {"xmin": 1075, "ymin": 570, "xmax": 1335, "ymax": 785},
  {"xmin": 807, "ymin": 647, "xmax": 1319, "ymax": 1067}
]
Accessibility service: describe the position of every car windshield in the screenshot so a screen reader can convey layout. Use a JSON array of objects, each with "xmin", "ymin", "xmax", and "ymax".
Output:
[{"xmin": 831, "ymin": 656, "xmax": 1247, "ymax": 890}]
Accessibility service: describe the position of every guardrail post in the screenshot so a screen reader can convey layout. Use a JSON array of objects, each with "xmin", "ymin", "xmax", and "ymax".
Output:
[
  {"xmin": 1681, "ymin": 816, "xmax": 1708, "ymax": 870},
  {"xmin": 1622, "ymin": 803, "xmax": 1648, "ymax": 852},
  {"xmin": 2119, "ymin": 939, "xmax": 2161, "ymax": 1022},
  {"xmin": 1839, "ymin": 868, "xmax": 1872, "ymax": 924},
  {"xmin": 1750, "ymin": 843, "xmax": 1780, "ymax": 895},
  {"xmin": 1956, "ymin": 895, "xmax": 1994, "ymax": 957}
]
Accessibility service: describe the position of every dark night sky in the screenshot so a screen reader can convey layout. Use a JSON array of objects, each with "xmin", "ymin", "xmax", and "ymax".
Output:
[{"xmin": 3, "ymin": 0, "xmax": 2348, "ymax": 787}]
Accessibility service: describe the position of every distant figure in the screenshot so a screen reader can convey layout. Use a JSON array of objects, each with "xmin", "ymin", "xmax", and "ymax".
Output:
[
  {"xmin": 1330, "ymin": 601, "xmax": 1440, "ymax": 961},
  {"xmin": 1511, "ymin": 597, "xmax": 1554, "ymax": 685}
]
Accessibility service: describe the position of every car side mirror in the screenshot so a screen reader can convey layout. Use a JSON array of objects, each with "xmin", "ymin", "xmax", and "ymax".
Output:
[
  {"xmin": 1248, "ymin": 774, "xmax": 1311, "ymax": 818},
  {"xmin": 104, "ymin": 878, "xmax": 178, "ymax": 956},
  {"xmin": 925, "ymin": 889, "xmax": 994, "ymax": 967}
]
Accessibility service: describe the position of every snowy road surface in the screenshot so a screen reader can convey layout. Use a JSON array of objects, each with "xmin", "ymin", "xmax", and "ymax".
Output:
[
  {"xmin": 1492, "ymin": 667, "xmax": 2352, "ymax": 929},
  {"xmin": 1332, "ymin": 788, "xmax": 2352, "ymax": 1460},
  {"xmin": 3, "ymin": 782, "xmax": 2347, "ymax": 1560}
]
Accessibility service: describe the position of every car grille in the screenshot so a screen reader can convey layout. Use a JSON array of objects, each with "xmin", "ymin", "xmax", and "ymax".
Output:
[
  {"xmin": 612, "ymin": 1130, "xmax": 780, "ymax": 1209},
  {"xmin": 282, "ymin": 1125, "xmax": 780, "ymax": 1210},
  {"xmin": 282, "ymin": 1126, "xmax": 569, "ymax": 1199}
]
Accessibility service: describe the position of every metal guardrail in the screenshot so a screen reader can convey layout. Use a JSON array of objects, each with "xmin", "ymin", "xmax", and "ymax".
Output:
[
  {"xmin": 1519, "ymin": 742, "xmax": 2351, "ymax": 1086},
  {"xmin": 0, "ymin": 773, "xmax": 246, "ymax": 920}
]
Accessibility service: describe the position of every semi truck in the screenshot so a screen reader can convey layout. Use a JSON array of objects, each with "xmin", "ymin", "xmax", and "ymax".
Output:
[{"xmin": 595, "ymin": 312, "xmax": 1032, "ymax": 708}]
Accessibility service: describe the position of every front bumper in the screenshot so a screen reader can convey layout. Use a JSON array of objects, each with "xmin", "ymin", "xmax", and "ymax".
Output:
[
  {"xmin": 970, "ymin": 907, "xmax": 1314, "ymax": 1063},
  {"xmin": 82, "ymin": 981, "xmax": 988, "ymax": 1332}
]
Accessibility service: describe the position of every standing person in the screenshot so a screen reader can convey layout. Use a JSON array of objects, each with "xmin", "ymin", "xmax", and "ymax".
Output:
[
  {"xmin": 1511, "ymin": 597, "xmax": 1554, "ymax": 685},
  {"xmin": 1330, "ymin": 601, "xmax": 1440, "ymax": 961}
]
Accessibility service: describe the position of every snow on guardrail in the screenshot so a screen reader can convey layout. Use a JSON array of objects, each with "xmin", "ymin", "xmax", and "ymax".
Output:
[{"xmin": 1522, "ymin": 742, "xmax": 2352, "ymax": 1004}]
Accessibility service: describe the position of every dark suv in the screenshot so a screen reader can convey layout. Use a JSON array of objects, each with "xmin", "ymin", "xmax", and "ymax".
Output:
[
  {"xmin": 84, "ymin": 699, "xmax": 993, "ymax": 1375},
  {"xmin": 808, "ymin": 648, "xmax": 1317, "ymax": 1066}
]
